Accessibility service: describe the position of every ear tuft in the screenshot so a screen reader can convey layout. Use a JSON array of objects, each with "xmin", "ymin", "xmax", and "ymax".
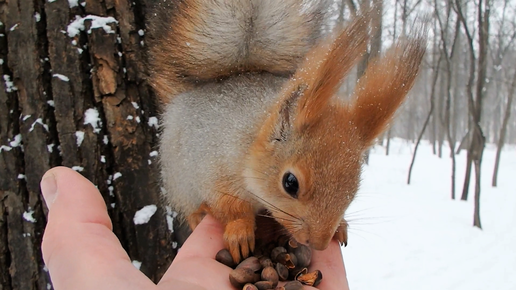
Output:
[
  {"xmin": 351, "ymin": 28, "xmax": 427, "ymax": 145},
  {"xmin": 278, "ymin": 13, "xmax": 371, "ymax": 130}
]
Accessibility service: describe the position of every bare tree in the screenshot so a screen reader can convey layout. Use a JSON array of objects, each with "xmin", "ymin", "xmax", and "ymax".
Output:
[
  {"xmin": 489, "ymin": 0, "xmax": 516, "ymax": 187},
  {"xmin": 407, "ymin": 21, "xmax": 441, "ymax": 184},
  {"xmin": 454, "ymin": 0, "xmax": 490, "ymax": 229},
  {"xmin": 435, "ymin": 0, "xmax": 461, "ymax": 199},
  {"xmin": 492, "ymin": 69, "xmax": 516, "ymax": 186}
]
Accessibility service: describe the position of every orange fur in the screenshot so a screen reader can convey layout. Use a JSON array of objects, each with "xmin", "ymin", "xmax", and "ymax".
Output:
[
  {"xmin": 248, "ymin": 102, "xmax": 364, "ymax": 250},
  {"xmin": 148, "ymin": 0, "xmax": 325, "ymax": 103},
  {"xmin": 245, "ymin": 20, "xmax": 426, "ymax": 251},
  {"xmin": 186, "ymin": 202, "xmax": 210, "ymax": 230},
  {"xmin": 209, "ymin": 178, "xmax": 256, "ymax": 263},
  {"xmin": 155, "ymin": 1, "xmax": 427, "ymax": 257},
  {"xmin": 334, "ymin": 219, "xmax": 349, "ymax": 247},
  {"xmin": 351, "ymin": 35, "xmax": 427, "ymax": 145},
  {"xmin": 289, "ymin": 14, "xmax": 369, "ymax": 129}
]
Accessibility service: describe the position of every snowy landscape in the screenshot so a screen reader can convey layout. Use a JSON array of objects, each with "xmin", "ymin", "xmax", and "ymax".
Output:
[{"xmin": 343, "ymin": 138, "xmax": 516, "ymax": 290}]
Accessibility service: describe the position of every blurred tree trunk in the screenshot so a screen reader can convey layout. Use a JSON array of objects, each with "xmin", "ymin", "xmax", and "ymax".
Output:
[
  {"xmin": 0, "ymin": 1, "xmax": 176, "ymax": 289},
  {"xmin": 407, "ymin": 13, "xmax": 440, "ymax": 185},
  {"xmin": 407, "ymin": 52, "xmax": 440, "ymax": 185},
  {"xmin": 456, "ymin": 0, "xmax": 490, "ymax": 229},
  {"xmin": 491, "ymin": 0, "xmax": 516, "ymax": 188},
  {"xmin": 435, "ymin": 0, "xmax": 459, "ymax": 199},
  {"xmin": 492, "ymin": 69, "xmax": 515, "ymax": 187},
  {"xmin": 455, "ymin": 0, "xmax": 476, "ymax": 202}
]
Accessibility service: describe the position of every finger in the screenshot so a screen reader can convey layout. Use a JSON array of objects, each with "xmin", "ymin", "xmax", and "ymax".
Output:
[
  {"xmin": 41, "ymin": 167, "xmax": 155, "ymax": 290},
  {"xmin": 159, "ymin": 215, "xmax": 232, "ymax": 289},
  {"xmin": 309, "ymin": 239, "xmax": 349, "ymax": 290},
  {"xmin": 159, "ymin": 256, "xmax": 232, "ymax": 289},
  {"xmin": 174, "ymin": 214, "xmax": 226, "ymax": 261}
]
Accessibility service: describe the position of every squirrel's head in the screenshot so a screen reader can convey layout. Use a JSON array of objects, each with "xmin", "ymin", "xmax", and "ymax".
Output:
[{"xmin": 244, "ymin": 16, "xmax": 426, "ymax": 250}]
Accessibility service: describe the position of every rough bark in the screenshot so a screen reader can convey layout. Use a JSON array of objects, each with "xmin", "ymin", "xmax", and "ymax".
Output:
[{"xmin": 0, "ymin": 1, "xmax": 176, "ymax": 289}]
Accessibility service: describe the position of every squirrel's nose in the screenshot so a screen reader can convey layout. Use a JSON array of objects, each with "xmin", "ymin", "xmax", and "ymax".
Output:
[
  {"xmin": 292, "ymin": 231, "xmax": 310, "ymax": 247},
  {"xmin": 308, "ymin": 239, "xmax": 331, "ymax": 251},
  {"xmin": 307, "ymin": 231, "xmax": 333, "ymax": 251}
]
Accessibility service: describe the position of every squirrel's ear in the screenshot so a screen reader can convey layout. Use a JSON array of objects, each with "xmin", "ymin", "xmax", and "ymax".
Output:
[
  {"xmin": 351, "ymin": 34, "xmax": 426, "ymax": 146},
  {"xmin": 284, "ymin": 14, "xmax": 369, "ymax": 130},
  {"xmin": 272, "ymin": 86, "xmax": 305, "ymax": 141}
]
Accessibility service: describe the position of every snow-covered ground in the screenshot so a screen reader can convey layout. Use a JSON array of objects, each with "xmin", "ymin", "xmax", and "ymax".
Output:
[{"xmin": 343, "ymin": 138, "xmax": 516, "ymax": 290}]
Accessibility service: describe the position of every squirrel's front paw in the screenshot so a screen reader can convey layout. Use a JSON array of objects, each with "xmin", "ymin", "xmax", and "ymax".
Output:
[
  {"xmin": 224, "ymin": 219, "xmax": 255, "ymax": 263},
  {"xmin": 334, "ymin": 219, "xmax": 348, "ymax": 247}
]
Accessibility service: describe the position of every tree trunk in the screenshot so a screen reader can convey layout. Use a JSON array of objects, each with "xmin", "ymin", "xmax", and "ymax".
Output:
[
  {"xmin": 456, "ymin": 130, "xmax": 470, "ymax": 154},
  {"xmin": 407, "ymin": 53, "xmax": 441, "ymax": 185},
  {"xmin": 469, "ymin": 0, "xmax": 489, "ymax": 224},
  {"xmin": 456, "ymin": 0, "xmax": 490, "ymax": 227},
  {"xmin": 460, "ymin": 155, "xmax": 473, "ymax": 200},
  {"xmin": 0, "ymin": 1, "xmax": 176, "ymax": 289},
  {"xmin": 434, "ymin": 0, "xmax": 459, "ymax": 199},
  {"xmin": 437, "ymin": 65, "xmax": 445, "ymax": 159},
  {"xmin": 492, "ymin": 69, "xmax": 516, "ymax": 187},
  {"xmin": 455, "ymin": 0, "xmax": 477, "ymax": 202},
  {"xmin": 431, "ymin": 108, "xmax": 437, "ymax": 155},
  {"xmin": 472, "ymin": 132, "xmax": 485, "ymax": 229},
  {"xmin": 385, "ymin": 129, "xmax": 392, "ymax": 156}
]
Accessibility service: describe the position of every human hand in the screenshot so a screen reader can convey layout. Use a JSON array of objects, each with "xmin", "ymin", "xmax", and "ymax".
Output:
[{"xmin": 41, "ymin": 166, "xmax": 349, "ymax": 290}]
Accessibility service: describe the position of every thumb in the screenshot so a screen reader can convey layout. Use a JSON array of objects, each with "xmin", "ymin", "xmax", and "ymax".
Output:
[
  {"xmin": 309, "ymin": 239, "xmax": 349, "ymax": 290},
  {"xmin": 41, "ymin": 167, "xmax": 154, "ymax": 290}
]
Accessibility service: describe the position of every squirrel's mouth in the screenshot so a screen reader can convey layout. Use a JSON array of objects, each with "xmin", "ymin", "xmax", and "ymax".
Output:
[
  {"xmin": 254, "ymin": 210, "xmax": 293, "ymax": 243},
  {"xmin": 254, "ymin": 210, "xmax": 333, "ymax": 251},
  {"xmin": 254, "ymin": 209, "xmax": 307, "ymax": 245}
]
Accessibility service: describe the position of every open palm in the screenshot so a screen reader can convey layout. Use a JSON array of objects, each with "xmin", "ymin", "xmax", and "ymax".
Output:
[{"xmin": 41, "ymin": 167, "xmax": 349, "ymax": 290}]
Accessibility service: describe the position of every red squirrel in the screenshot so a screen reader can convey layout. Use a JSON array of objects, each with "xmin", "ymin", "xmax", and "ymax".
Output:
[{"xmin": 148, "ymin": 0, "xmax": 426, "ymax": 263}]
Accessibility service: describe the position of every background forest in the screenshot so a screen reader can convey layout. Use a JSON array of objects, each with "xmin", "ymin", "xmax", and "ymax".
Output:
[{"xmin": 0, "ymin": 0, "xmax": 514, "ymax": 289}]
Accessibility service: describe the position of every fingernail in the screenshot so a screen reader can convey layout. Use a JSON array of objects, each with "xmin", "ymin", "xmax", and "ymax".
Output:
[{"xmin": 40, "ymin": 172, "xmax": 57, "ymax": 209}]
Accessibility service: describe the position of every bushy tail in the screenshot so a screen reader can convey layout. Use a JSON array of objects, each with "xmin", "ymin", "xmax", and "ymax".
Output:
[{"xmin": 148, "ymin": 0, "xmax": 328, "ymax": 102}]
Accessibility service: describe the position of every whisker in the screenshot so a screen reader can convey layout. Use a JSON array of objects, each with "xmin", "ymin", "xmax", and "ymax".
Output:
[
  {"xmin": 343, "ymin": 230, "xmax": 370, "ymax": 243},
  {"xmin": 242, "ymin": 167, "xmax": 302, "ymax": 222},
  {"xmin": 346, "ymin": 227, "xmax": 382, "ymax": 240},
  {"xmin": 256, "ymin": 213, "xmax": 297, "ymax": 224},
  {"xmin": 215, "ymin": 192, "xmax": 302, "ymax": 231},
  {"xmin": 260, "ymin": 227, "xmax": 290, "ymax": 237},
  {"xmin": 245, "ymin": 190, "xmax": 301, "ymax": 221},
  {"xmin": 345, "ymin": 216, "xmax": 396, "ymax": 225},
  {"xmin": 243, "ymin": 166, "xmax": 270, "ymax": 179},
  {"xmin": 344, "ymin": 207, "xmax": 378, "ymax": 215}
]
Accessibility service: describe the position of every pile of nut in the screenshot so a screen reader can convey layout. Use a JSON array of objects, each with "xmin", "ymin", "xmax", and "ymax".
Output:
[{"xmin": 215, "ymin": 235, "xmax": 322, "ymax": 290}]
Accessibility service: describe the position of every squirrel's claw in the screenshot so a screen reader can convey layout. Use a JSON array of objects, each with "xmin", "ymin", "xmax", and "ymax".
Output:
[
  {"xmin": 334, "ymin": 220, "xmax": 348, "ymax": 247},
  {"xmin": 224, "ymin": 218, "xmax": 256, "ymax": 263}
]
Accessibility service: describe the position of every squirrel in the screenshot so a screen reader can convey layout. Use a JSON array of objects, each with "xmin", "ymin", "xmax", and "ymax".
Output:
[{"xmin": 148, "ymin": 0, "xmax": 426, "ymax": 263}]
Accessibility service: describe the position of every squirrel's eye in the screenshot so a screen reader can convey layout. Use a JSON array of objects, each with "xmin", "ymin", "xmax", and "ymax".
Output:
[{"xmin": 282, "ymin": 172, "xmax": 299, "ymax": 198}]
